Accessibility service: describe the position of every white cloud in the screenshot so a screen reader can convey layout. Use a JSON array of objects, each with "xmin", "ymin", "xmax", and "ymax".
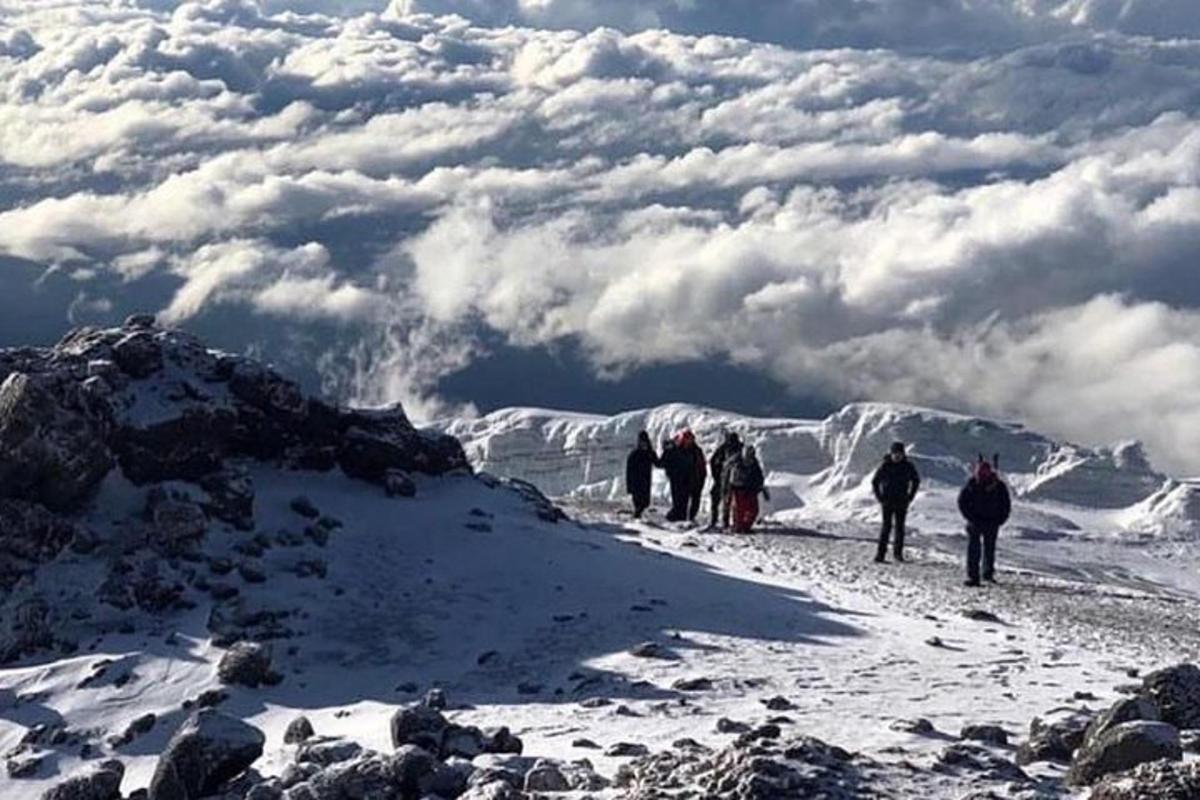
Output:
[{"xmin": 1, "ymin": 0, "xmax": 1200, "ymax": 467}]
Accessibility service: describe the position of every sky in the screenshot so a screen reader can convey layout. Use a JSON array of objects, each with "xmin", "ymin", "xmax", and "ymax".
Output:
[{"xmin": 3, "ymin": 0, "xmax": 1200, "ymax": 472}]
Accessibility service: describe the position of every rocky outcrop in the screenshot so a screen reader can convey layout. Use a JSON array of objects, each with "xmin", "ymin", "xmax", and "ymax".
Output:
[
  {"xmin": 217, "ymin": 642, "xmax": 277, "ymax": 688},
  {"xmin": 1016, "ymin": 707, "xmax": 1094, "ymax": 765},
  {"xmin": 147, "ymin": 710, "xmax": 265, "ymax": 800}
]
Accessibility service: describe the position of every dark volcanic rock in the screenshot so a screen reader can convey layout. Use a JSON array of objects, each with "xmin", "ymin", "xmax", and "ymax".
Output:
[
  {"xmin": 217, "ymin": 642, "xmax": 274, "ymax": 688},
  {"xmin": 1016, "ymin": 707, "xmax": 1094, "ymax": 765},
  {"xmin": 1090, "ymin": 759, "xmax": 1200, "ymax": 799}
]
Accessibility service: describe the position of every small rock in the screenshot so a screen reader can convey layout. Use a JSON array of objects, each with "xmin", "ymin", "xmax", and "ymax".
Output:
[
  {"xmin": 1067, "ymin": 720, "xmax": 1182, "ymax": 786},
  {"xmin": 572, "ymin": 738, "xmax": 601, "ymax": 749},
  {"xmin": 40, "ymin": 758, "xmax": 124, "ymax": 800},
  {"xmin": 289, "ymin": 496, "xmax": 320, "ymax": 519},
  {"xmin": 891, "ymin": 718, "xmax": 936, "ymax": 736},
  {"xmin": 217, "ymin": 641, "xmax": 275, "ymax": 688},
  {"xmin": 606, "ymin": 742, "xmax": 650, "ymax": 757},
  {"xmin": 716, "ymin": 718, "xmax": 751, "ymax": 734},
  {"xmin": 524, "ymin": 761, "xmax": 570, "ymax": 792},
  {"xmin": 672, "ymin": 677, "xmax": 713, "ymax": 692},
  {"xmin": 762, "ymin": 696, "xmax": 795, "ymax": 711}
]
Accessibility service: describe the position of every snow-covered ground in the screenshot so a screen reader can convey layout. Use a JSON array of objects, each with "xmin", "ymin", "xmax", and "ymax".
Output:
[{"xmin": 6, "ymin": 397, "xmax": 1200, "ymax": 797}]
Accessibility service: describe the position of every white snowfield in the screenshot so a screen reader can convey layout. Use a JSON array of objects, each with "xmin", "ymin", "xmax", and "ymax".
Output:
[
  {"xmin": 4, "ymin": 401, "xmax": 1200, "ymax": 799},
  {"xmin": 436, "ymin": 401, "xmax": 1192, "ymax": 540}
]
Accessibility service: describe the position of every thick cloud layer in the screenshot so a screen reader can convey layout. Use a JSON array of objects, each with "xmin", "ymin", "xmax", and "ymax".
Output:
[{"xmin": 2, "ymin": 0, "xmax": 1200, "ymax": 470}]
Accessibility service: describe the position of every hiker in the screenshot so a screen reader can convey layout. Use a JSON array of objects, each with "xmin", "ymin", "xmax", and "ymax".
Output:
[
  {"xmin": 661, "ymin": 436, "xmax": 689, "ymax": 522},
  {"xmin": 957, "ymin": 458, "xmax": 1012, "ymax": 587},
  {"xmin": 677, "ymin": 430, "xmax": 707, "ymax": 523},
  {"xmin": 871, "ymin": 441, "xmax": 921, "ymax": 563},
  {"xmin": 726, "ymin": 444, "xmax": 769, "ymax": 533},
  {"xmin": 625, "ymin": 431, "xmax": 659, "ymax": 519},
  {"xmin": 708, "ymin": 431, "xmax": 743, "ymax": 529}
]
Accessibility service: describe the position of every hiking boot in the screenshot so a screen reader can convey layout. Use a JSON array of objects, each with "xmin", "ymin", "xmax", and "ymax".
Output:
[
  {"xmin": 894, "ymin": 553, "xmax": 905, "ymax": 563},
  {"xmin": 874, "ymin": 555, "xmax": 887, "ymax": 564},
  {"xmin": 963, "ymin": 579, "xmax": 981, "ymax": 587}
]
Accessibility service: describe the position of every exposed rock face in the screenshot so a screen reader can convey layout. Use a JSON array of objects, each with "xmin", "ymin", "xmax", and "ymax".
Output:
[
  {"xmin": 1084, "ymin": 697, "xmax": 1161, "ymax": 749},
  {"xmin": 284, "ymin": 716, "xmax": 315, "ymax": 745},
  {"xmin": 0, "ymin": 500, "xmax": 81, "ymax": 591},
  {"xmin": 1067, "ymin": 721, "xmax": 1182, "ymax": 786},
  {"xmin": 40, "ymin": 759, "xmax": 124, "ymax": 800},
  {"xmin": 1140, "ymin": 664, "xmax": 1200, "ymax": 730},
  {"xmin": 0, "ymin": 372, "xmax": 112, "ymax": 511},
  {"xmin": 147, "ymin": 710, "xmax": 264, "ymax": 800}
]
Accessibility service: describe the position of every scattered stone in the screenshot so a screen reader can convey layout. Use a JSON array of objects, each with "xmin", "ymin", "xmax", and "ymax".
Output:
[
  {"xmin": 672, "ymin": 677, "xmax": 713, "ymax": 692},
  {"xmin": 516, "ymin": 681, "xmax": 542, "ymax": 696},
  {"xmin": 237, "ymin": 562, "xmax": 266, "ymax": 584},
  {"xmin": 110, "ymin": 714, "xmax": 156, "ymax": 748},
  {"xmin": 384, "ymin": 470, "xmax": 416, "ymax": 498},
  {"xmin": 295, "ymin": 737, "xmax": 363, "ymax": 766},
  {"xmin": 962, "ymin": 609, "xmax": 1004, "ymax": 624},
  {"xmin": 572, "ymin": 739, "xmax": 601, "ymax": 749},
  {"xmin": 1067, "ymin": 721, "xmax": 1182, "ymax": 786},
  {"xmin": 579, "ymin": 697, "xmax": 611, "ymax": 709},
  {"xmin": 934, "ymin": 743, "xmax": 1029, "ymax": 784},
  {"xmin": 762, "ymin": 696, "xmax": 796, "ymax": 711},
  {"xmin": 7, "ymin": 752, "xmax": 45, "ymax": 778}
]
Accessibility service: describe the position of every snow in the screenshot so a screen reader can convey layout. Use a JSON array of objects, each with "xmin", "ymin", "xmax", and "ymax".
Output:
[{"xmin": 4, "ymin": 400, "xmax": 1200, "ymax": 798}]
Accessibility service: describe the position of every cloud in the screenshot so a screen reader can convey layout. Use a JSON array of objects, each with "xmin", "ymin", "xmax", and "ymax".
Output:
[{"xmin": 2, "ymin": 0, "xmax": 1200, "ymax": 473}]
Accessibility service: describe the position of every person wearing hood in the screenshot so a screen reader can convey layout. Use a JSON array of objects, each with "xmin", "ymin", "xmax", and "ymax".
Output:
[
  {"xmin": 726, "ymin": 445, "xmax": 769, "ymax": 533},
  {"xmin": 871, "ymin": 441, "xmax": 921, "ymax": 563},
  {"xmin": 625, "ymin": 431, "xmax": 659, "ymax": 519},
  {"xmin": 958, "ymin": 459, "xmax": 1012, "ymax": 587},
  {"xmin": 708, "ymin": 431, "xmax": 743, "ymax": 529}
]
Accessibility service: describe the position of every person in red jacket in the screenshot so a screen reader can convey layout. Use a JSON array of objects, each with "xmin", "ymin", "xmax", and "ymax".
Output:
[{"xmin": 726, "ymin": 445, "xmax": 770, "ymax": 533}]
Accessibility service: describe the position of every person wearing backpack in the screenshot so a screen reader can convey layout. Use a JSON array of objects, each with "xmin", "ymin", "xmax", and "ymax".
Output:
[
  {"xmin": 958, "ymin": 458, "xmax": 1012, "ymax": 587},
  {"xmin": 625, "ymin": 431, "xmax": 659, "ymax": 519},
  {"xmin": 727, "ymin": 445, "xmax": 769, "ymax": 533},
  {"xmin": 871, "ymin": 441, "xmax": 921, "ymax": 563},
  {"xmin": 708, "ymin": 431, "xmax": 742, "ymax": 530},
  {"xmin": 661, "ymin": 436, "xmax": 689, "ymax": 522}
]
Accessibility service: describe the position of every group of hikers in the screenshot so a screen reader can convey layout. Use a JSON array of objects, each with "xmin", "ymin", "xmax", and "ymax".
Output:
[
  {"xmin": 625, "ymin": 430, "xmax": 769, "ymax": 534},
  {"xmin": 625, "ymin": 432, "xmax": 1012, "ymax": 587}
]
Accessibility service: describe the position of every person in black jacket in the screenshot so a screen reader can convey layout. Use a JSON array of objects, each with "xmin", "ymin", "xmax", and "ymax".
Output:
[
  {"xmin": 661, "ymin": 436, "xmax": 689, "ymax": 522},
  {"xmin": 957, "ymin": 460, "xmax": 1012, "ymax": 587},
  {"xmin": 625, "ymin": 431, "xmax": 659, "ymax": 519},
  {"xmin": 678, "ymin": 430, "xmax": 707, "ymax": 523},
  {"xmin": 708, "ymin": 432, "xmax": 742, "ymax": 529},
  {"xmin": 871, "ymin": 441, "xmax": 920, "ymax": 563}
]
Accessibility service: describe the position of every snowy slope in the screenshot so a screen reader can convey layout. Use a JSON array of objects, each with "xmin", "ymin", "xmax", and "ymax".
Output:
[
  {"xmin": 4, "ymin": 324, "xmax": 1200, "ymax": 800},
  {"xmin": 436, "ymin": 403, "xmax": 1191, "ymax": 541}
]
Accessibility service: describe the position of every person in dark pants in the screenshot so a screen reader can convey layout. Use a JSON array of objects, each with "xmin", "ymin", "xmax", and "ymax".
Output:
[
  {"xmin": 708, "ymin": 432, "xmax": 742, "ymax": 529},
  {"xmin": 871, "ymin": 441, "xmax": 920, "ymax": 563},
  {"xmin": 661, "ymin": 437, "xmax": 689, "ymax": 522},
  {"xmin": 625, "ymin": 431, "xmax": 659, "ymax": 518},
  {"xmin": 678, "ymin": 430, "xmax": 707, "ymax": 523},
  {"xmin": 957, "ymin": 460, "xmax": 1012, "ymax": 587}
]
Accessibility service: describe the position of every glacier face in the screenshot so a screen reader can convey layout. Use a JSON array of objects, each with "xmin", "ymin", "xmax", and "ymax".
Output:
[{"xmin": 434, "ymin": 401, "xmax": 1197, "ymax": 539}]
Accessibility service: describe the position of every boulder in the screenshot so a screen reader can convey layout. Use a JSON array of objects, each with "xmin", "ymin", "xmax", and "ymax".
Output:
[
  {"xmin": 40, "ymin": 759, "xmax": 124, "ymax": 800},
  {"xmin": 147, "ymin": 711, "xmax": 264, "ymax": 800},
  {"xmin": 1067, "ymin": 721, "xmax": 1182, "ymax": 786},
  {"xmin": 283, "ymin": 715, "xmax": 314, "ymax": 745},
  {"xmin": 217, "ymin": 642, "xmax": 274, "ymax": 688},
  {"xmin": 199, "ymin": 470, "xmax": 255, "ymax": 531},
  {"xmin": 0, "ymin": 595, "xmax": 56, "ymax": 664},
  {"xmin": 295, "ymin": 738, "xmax": 363, "ymax": 767},
  {"xmin": 389, "ymin": 704, "xmax": 449, "ymax": 754},
  {"xmin": 1090, "ymin": 759, "xmax": 1200, "ymax": 800},
  {"xmin": 1085, "ymin": 697, "xmax": 1161, "ymax": 748},
  {"xmin": 1141, "ymin": 664, "xmax": 1200, "ymax": 730},
  {"xmin": 0, "ymin": 499, "xmax": 80, "ymax": 591},
  {"xmin": 483, "ymin": 727, "xmax": 524, "ymax": 755},
  {"xmin": 0, "ymin": 372, "xmax": 112, "ymax": 511}
]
